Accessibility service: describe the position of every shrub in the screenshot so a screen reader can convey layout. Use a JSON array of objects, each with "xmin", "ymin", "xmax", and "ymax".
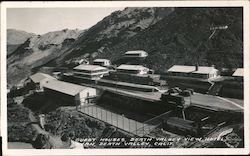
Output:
[
  {"xmin": 8, "ymin": 124, "xmax": 36, "ymax": 143},
  {"xmin": 7, "ymin": 104, "xmax": 30, "ymax": 123}
]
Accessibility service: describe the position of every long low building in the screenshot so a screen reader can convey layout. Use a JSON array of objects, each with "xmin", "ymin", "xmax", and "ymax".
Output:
[
  {"xmin": 167, "ymin": 65, "xmax": 219, "ymax": 79},
  {"xmin": 73, "ymin": 64, "xmax": 109, "ymax": 80},
  {"xmin": 117, "ymin": 64, "xmax": 149, "ymax": 75},
  {"xmin": 43, "ymin": 80, "xmax": 97, "ymax": 106}
]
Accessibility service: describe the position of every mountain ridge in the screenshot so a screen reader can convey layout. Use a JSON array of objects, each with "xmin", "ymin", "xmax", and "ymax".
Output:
[
  {"xmin": 50, "ymin": 7, "xmax": 175, "ymax": 66},
  {"xmin": 7, "ymin": 28, "xmax": 84, "ymax": 85},
  {"xmin": 7, "ymin": 29, "xmax": 36, "ymax": 55},
  {"xmin": 7, "ymin": 7, "xmax": 243, "ymax": 86}
]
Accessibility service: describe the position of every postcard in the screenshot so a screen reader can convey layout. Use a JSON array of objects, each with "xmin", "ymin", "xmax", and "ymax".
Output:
[{"xmin": 1, "ymin": 1, "xmax": 249, "ymax": 155}]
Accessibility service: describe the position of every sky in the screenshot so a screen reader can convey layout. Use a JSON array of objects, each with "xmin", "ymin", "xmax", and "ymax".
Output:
[{"xmin": 7, "ymin": 8, "xmax": 124, "ymax": 35}]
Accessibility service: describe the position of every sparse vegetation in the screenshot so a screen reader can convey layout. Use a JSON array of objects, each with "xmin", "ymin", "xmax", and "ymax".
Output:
[
  {"xmin": 8, "ymin": 124, "xmax": 36, "ymax": 143},
  {"xmin": 44, "ymin": 107, "xmax": 134, "ymax": 148},
  {"xmin": 7, "ymin": 104, "xmax": 30, "ymax": 122},
  {"xmin": 7, "ymin": 103, "xmax": 36, "ymax": 143}
]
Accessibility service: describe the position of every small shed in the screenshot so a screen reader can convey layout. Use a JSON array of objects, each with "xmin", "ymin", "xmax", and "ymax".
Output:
[
  {"xmin": 232, "ymin": 68, "xmax": 243, "ymax": 77},
  {"xmin": 43, "ymin": 80, "xmax": 97, "ymax": 106},
  {"xmin": 75, "ymin": 59, "xmax": 89, "ymax": 65},
  {"xmin": 117, "ymin": 65, "xmax": 149, "ymax": 75},
  {"xmin": 232, "ymin": 68, "xmax": 244, "ymax": 81},
  {"xmin": 93, "ymin": 59, "xmax": 111, "ymax": 67},
  {"xmin": 29, "ymin": 73, "xmax": 56, "ymax": 91},
  {"xmin": 124, "ymin": 50, "xmax": 148, "ymax": 58}
]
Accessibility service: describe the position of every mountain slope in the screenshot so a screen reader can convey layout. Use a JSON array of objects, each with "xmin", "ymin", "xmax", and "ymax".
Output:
[
  {"xmin": 7, "ymin": 29, "xmax": 35, "ymax": 55},
  {"xmin": 50, "ymin": 7, "xmax": 243, "ymax": 73},
  {"xmin": 8, "ymin": 7, "xmax": 243, "ymax": 86},
  {"xmin": 7, "ymin": 29, "xmax": 84, "ymax": 85},
  {"xmin": 97, "ymin": 7, "xmax": 243, "ymax": 73},
  {"xmin": 49, "ymin": 7, "xmax": 175, "ymax": 65}
]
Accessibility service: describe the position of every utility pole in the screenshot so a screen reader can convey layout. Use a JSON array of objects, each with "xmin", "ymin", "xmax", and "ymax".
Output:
[{"xmin": 194, "ymin": 25, "xmax": 228, "ymax": 67}]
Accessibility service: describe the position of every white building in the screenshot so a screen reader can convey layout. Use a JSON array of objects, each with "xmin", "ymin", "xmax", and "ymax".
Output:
[
  {"xmin": 117, "ymin": 64, "xmax": 149, "ymax": 75},
  {"xmin": 73, "ymin": 64, "xmax": 109, "ymax": 80},
  {"xmin": 167, "ymin": 65, "xmax": 219, "ymax": 79},
  {"xmin": 93, "ymin": 59, "xmax": 111, "ymax": 67},
  {"xmin": 75, "ymin": 59, "xmax": 89, "ymax": 65},
  {"xmin": 232, "ymin": 68, "xmax": 243, "ymax": 81},
  {"xmin": 124, "ymin": 50, "xmax": 148, "ymax": 58},
  {"xmin": 43, "ymin": 80, "xmax": 96, "ymax": 105},
  {"xmin": 233, "ymin": 68, "xmax": 243, "ymax": 77},
  {"xmin": 52, "ymin": 72, "xmax": 61, "ymax": 79},
  {"xmin": 29, "ymin": 73, "xmax": 56, "ymax": 91}
]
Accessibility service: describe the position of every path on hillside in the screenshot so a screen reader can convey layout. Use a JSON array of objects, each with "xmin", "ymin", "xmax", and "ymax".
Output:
[{"xmin": 28, "ymin": 112, "xmax": 64, "ymax": 148}]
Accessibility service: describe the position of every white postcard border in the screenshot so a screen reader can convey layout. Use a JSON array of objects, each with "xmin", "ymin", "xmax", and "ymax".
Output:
[{"xmin": 1, "ymin": 1, "xmax": 250, "ymax": 155}]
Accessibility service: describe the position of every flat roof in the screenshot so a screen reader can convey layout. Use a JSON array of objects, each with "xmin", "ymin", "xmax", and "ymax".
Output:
[
  {"xmin": 93, "ymin": 59, "xmax": 110, "ymax": 62},
  {"xmin": 30, "ymin": 73, "xmax": 56, "ymax": 83},
  {"xmin": 125, "ymin": 50, "xmax": 147, "ymax": 54},
  {"xmin": 74, "ymin": 64, "xmax": 107, "ymax": 71},
  {"xmin": 43, "ymin": 80, "xmax": 91, "ymax": 96},
  {"xmin": 168, "ymin": 65, "xmax": 218, "ymax": 74},
  {"xmin": 233, "ymin": 68, "xmax": 244, "ymax": 77},
  {"xmin": 98, "ymin": 79, "xmax": 159, "ymax": 90},
  {"xmin": 117, "ymin": 64, "xmax": 149, "ymax": 71}
]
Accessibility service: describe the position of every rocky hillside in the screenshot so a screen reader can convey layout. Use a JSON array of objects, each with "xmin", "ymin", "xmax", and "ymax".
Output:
[
  {"xmin": 50, "ymin": 7, "xmax": 243, "ymax": 74},
  {"xmin": 8, "ymin": 7, "xmax": 243, "ymax": 85},
  {"xmin": 49, "ymin": 7, "xmax": 175, "ymax": 65},
  {"xmin": 98, "ymin": 7, "xmax": 243, "ymax": 73},
  {"xmin": 7, "ymin": 29, "xmax": 35, "ymax": 55},
  {"xmin": 7, "ymin": 29, "xmax": 83, "ymax": 85}
]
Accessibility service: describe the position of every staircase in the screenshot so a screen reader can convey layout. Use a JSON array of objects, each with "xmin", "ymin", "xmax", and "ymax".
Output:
[{"xmin": 207, "ymin": 83, "xmax": 223, "ymax": 95}]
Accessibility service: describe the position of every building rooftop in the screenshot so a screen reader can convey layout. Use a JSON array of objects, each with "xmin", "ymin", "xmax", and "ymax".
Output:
[
  {"xmin": 167, "ymin": 65, "xmax": 218, "ymax": 74},
  {"xmin": 125, "ymin": 50, "xmax": 147, "ymax": 54},
  {"xmin": 93, "ymin": 59, "xmax": 110, "ymax": 62},
  {"xmin": 74, "ymin": 64, "xmax": 107, "ymax": 71},
  {"xmin": 233, "ymin": 68, "xmax": 244, "ymax": 77},
  {"xmin": 117, "ymin": 64, "xmax": 149, "ymax": 71},
  {"xmin": 30, "ymin": 73, "xmax": 56, "ymax": 83},
  {"xmin": 43, "ymin": 80, "xmax": 90, "ymax": 96}
]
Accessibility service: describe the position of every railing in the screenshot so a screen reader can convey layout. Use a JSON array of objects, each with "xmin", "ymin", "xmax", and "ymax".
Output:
[
  {"xmin": 78, "ymin": 103, "xmax": 173, "ymax": 137},
  {"xmin": 78, "ymin": 104, "xmax": 145, "ymax": 135},
  {"xmin": 132, "ymin": 110, "xmax": 173, "ymax": 136}
]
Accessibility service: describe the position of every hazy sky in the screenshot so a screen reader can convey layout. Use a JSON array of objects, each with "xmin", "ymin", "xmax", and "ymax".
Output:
[{"xmin": 7, "ymin": 8, "xmax": 124, "ymax": 34}]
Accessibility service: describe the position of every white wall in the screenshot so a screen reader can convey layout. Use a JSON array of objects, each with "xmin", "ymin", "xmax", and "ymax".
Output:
[
  {"xmin": 209, "ymin": 69, "xmax": 219, "ymax": 78},
  {"xmin": 105, "ymin": 60, "xmax": 111, "ymax": 66},
  {"xmin": 139, "ymin": 68, "xmax": 149, "ymax": 75},
  {"xmin": 78, "ymin": 88, "xmax": 97, "ymax": 105}
]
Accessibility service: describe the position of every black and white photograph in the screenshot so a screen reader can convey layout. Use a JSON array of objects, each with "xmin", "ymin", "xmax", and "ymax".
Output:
[{"xmin": 1, "ymin": 1, "xmax": 249, "ymax": 155}]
